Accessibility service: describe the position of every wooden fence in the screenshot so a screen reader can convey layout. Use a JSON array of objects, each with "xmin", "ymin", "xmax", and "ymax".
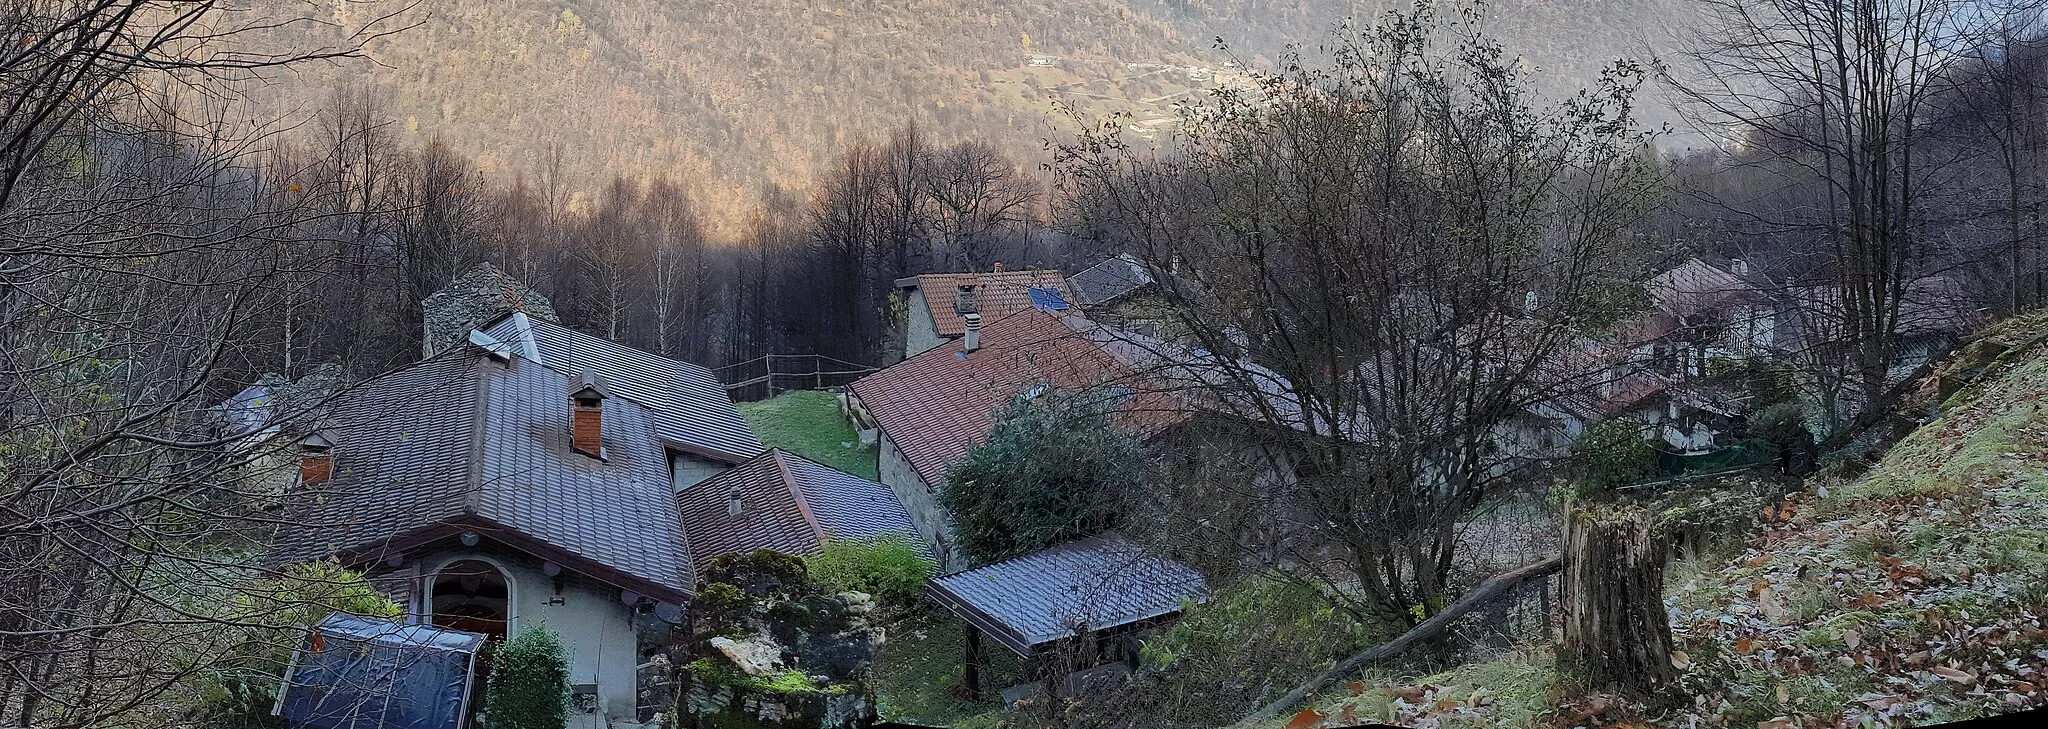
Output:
[{"xmin": 713, "ymin": 354, "xmax": 878, "ymax": 402}]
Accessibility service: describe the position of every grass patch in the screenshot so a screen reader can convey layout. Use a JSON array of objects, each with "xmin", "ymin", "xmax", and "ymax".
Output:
[
  {"xmin": 737, "ymin": 391, "xmax": 876, "ymax": 479},
  {"xmin": 869, "ymin": 612, "xmax": 1012, "ymax": 728}
]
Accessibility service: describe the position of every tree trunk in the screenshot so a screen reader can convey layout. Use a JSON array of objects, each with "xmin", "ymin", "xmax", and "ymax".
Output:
[{"xmin": 1560, "ymin": 503, "xmax": 1675, "ymax": 696}]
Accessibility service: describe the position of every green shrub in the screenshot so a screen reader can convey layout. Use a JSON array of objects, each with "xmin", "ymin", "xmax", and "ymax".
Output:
[
  {"xmin": 807, "ymin": 533, "xmax": 935, "ymax": 606},
  {"xmin": 940, "ymin": 388, "xmax": 1142, "ymax": 564},
  {"xmin": 483, "ymin": 625, "xmax": 571, "ymax": 729},
  {"xmin": 1572, "ymin": 419, "xmax": 1658, "ymax": 497},
  {"xmin": 193, "ymin": 561, "xmax": 402, "ymax": 728}
]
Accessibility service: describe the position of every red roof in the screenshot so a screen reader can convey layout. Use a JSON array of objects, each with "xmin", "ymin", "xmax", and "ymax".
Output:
[
  {"xmin": 849, "ymin": 309, "xmax": 1188, "ymax": 486},
  {"xmin": 676, "ymin": 449, "xmax": 929, "ymax": 572},
  {"xmin": 912, "ymin": 270, "xmax": 1073, "ymax": 337}
]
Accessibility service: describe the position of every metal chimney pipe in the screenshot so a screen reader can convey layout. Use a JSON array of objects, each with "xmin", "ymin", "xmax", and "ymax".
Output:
[{"xmin": 962, "ymin": 312, "xmax": 983, "ymax": 353}]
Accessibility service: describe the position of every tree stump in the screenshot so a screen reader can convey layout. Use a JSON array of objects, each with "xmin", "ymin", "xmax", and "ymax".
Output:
[{"xmin": 1560, "ymin": 502, "xmax": 1676, "ymax": 696}]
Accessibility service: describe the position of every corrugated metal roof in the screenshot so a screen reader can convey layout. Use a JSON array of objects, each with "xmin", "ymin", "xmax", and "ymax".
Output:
[
  {"xmin": 676, "ymin": 449, "xmax": 929, "ymax": 574},
  {"xmin": 270, "ymin": 347, "xmax": 701, "ymax": 600},
  {"xmin": 927, "ymin": 534, "xmax": 1208, "ymax": 655},
  {"xmin": 1065, "ymin": 254, "xmax": 1155, "ymax": 307},
  {"xmin": 480, "ymin": 314, "xmax": 764, "ymax": 462}
]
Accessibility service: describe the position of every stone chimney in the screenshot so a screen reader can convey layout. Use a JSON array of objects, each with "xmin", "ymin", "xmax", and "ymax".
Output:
[
  {"xmin": 953, "ymin": 284, "xmax": 979, "ymax": 317},
  {"xmin": 421, "ymin": 263, "xmax": 559, "ymax": 360},
  {"xmin": 569, "ymin": 370, "xmax": 610, "ymax": 458},
  {"xmin": 298, "ymin": 431, "xmax": 334, "ymax": 485},
  {"xmin": 962, "ymin": 312, "xmax": 983, "ymax": 353}
]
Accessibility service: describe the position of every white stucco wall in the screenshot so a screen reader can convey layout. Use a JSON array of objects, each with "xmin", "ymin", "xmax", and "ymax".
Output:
[
  {"xmin": 377, "ymin": 545, "xmax": 646, "ymax": 725},
  {"xmin": 903, "ymin": 290, "xmax": 947, "ymax": 358},
  {"xmin": 670, "ymin": 452, "xmax": 729, "ymax": 493}
]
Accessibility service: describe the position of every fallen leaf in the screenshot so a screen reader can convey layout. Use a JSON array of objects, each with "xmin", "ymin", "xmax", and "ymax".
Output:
[
  {"xmin": 1758, "ymin": 717, "xmax": 1794, "ymax": 729},
  {"xmin": 1673, "ymin": 650, "xmax": 1692, "ymax": 670},
  {"xmin": 2018, "ymin": 681, "xmax": 2037, "ymax": 693},
  {"xmin": 1906, "ymin": 651, "xmax": 1932, "ymax": 666},
  {"xmin": 1775, "ymin": 683, "xmax": 1789, "ymax": 704},
  {"xmin": 1738, "ymin": 638, "xmax": 1755, "ymax": 654},
  {"xmin": 1931, "ymin": 666, "xmax": 1977, "ymax": 684},
  {"xmin": 1467, "ymin": 688, "xmax": 1489, "ymax": 707},
  {"xmin": 1744, "ymin": 553, "xmax": 1773, "ymax": 568},
  {"xmin": 1844, "ymin": 629, "xmax": 1861, "ymax": 650},
  {"xmin": 1345, "ymin": 681, "xmax": 1367, "ymax": 697},
  {"xmin": 1284, "ymin": 707, "xmax": 1325, "ymax": 729},
  {"xmin": 1391, "ymin": 684, "xmax": 1429, "ymax": 702},
  {"xmin": 1432, "ymin": 699, "xmax": 1460, "ymax": 712},
  {"xmin": 1338, "ymin": 704, "xmax": 1359, "ymax": 725}
]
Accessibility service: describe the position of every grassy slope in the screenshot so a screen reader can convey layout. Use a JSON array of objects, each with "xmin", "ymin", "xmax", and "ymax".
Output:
[
  {"xmin": 736, "ymin": 391, "xmax": 878, "ymax": 480},
  {"xmin": 1265, "ymin": 314, "xmax": 2048, "ymax": 729}
]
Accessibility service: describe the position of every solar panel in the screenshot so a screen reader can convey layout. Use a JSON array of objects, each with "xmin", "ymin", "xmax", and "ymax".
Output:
[{"xmin": 1028, "ymin": 286, "xmax": 1070, "ymax": 311}]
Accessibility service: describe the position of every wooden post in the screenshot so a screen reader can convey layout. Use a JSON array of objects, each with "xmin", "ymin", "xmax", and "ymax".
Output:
[
  {"xmin": 961, "ymin": 624, "xmax": 982, "ymax": 700},
  {"xmin": 1561, "ymin": 502, "xmax": 1676, "ymax": 696}
]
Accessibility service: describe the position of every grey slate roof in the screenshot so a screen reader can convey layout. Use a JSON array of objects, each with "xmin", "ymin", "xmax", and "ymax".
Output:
[
  {"xmin": 677, "ymin": 449, "xmax": 928, "ymax": 574},
  {"xmin": 268, "ymin": 348, "xmax": 700, "ymax": 600},
  {"xmin": 481, "ymin": 313, "xmax": 764, "ymax": 463},
  {"xmin": 926, "ymin": 534, "xmax": 1208, "ymax": 655},
  {"xmin": 1066, "ymin": 254, "xmax": 1155, "ymax": 307}
]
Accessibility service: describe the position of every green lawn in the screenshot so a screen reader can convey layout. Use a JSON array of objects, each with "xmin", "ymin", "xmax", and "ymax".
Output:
[
  {"xmin": 870, "ymin": 612, "xmax": 1014, "ymax": 728},
  {"xmin": 736, "ymin": 391, "xmax": 878, "ymax": 480}
]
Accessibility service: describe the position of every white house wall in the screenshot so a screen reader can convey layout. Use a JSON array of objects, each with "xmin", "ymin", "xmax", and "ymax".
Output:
[
  {"xmin": 372, "ymin": 544, "xmax": 646, "ymax": 726},
  {"xmin": 903, "ymin": 290, "xmax": 946, "ymax": 358}
]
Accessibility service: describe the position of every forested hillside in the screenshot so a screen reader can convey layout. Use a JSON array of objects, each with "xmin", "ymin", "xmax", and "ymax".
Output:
[{"xmin": 251, "ymin": 0, "xmax": 1692, "ymax": 227}]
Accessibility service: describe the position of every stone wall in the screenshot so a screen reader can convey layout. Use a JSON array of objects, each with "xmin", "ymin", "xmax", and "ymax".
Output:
[
  {"xmin": 876, "ymin": 431, "xmax": 959, "ymax": 571},
  {"xmin": 421, "ymin": 263, "xmax": 560, "ymax": 359}
]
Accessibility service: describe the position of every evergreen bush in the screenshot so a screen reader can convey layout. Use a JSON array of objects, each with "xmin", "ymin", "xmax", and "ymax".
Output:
[
  {"xmin": 482, "ymin": 625, "xmax": 571, "ymax": 729},
  {"xmin": 939, "ymin": 387, "xmax": 1142, "ymax": 564},
  {"xmin": 1572, "ymin": 419, "xmax": 1658, "ymax": 498}
]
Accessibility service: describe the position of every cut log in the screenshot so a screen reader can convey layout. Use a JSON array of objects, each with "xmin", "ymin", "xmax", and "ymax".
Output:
[
  {"xmin": 1234, "ymin": 555, "xmax": 1563, "ymax": 725},
  {"xmin": 1560, "ymin": 502, "xmax": 1675, "ymax": 696}
]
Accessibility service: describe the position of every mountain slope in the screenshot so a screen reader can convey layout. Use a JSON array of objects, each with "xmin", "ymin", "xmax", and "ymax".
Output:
[{"xmin": 251, "ymin": 0, "xmax": 1693, "ymax": 227}]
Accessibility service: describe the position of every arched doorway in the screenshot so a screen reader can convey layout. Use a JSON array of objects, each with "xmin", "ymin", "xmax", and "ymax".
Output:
[
  {"xmin": 429, "ymin": 559, "xmax": 512, "ymax": 640},
  {"xmin": 429, "ymin": 559, "xmax": 511, "ymax": 720}
]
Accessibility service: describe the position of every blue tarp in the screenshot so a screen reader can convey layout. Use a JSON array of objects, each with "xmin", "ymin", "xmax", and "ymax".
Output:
[{"xmin": 275, "ymin": 614, "xmax": 486, "ymax": 729}]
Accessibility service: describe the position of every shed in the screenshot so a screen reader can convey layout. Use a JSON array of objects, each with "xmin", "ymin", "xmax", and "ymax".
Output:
[
  {"xmin": 924, "ymin": 534, "xmax": 1207, "ymax": 697},
  {"xmin": 274, "ymin": 614, "xmax": 488, "ymax": 729}
]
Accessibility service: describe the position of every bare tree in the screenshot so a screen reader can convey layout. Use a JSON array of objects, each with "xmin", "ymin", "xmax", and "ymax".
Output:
[
  {"xmin": 1057, "ymin": 3, "xmax": 1660, "ymax": 625},
  {"xmin": 922, "ymin": 140, "xmax": 1041, "ymax": 270},
  {"xmin": 0, "ymin": 1, "xmax": 410, "ymax": 726},
  {"xmin": 1668, "ymin": 0, "xmax": 2040, "ymax": 436}
]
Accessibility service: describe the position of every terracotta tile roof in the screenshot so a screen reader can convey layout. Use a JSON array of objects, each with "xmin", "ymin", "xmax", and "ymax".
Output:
[
  {"xmin": 849, "ymin": 309, "xmax": 1192, "ymax": 486},
  {"xmin": 925, "ymin": 533, "xmax": 1209, "ymax": 656},
  {"xmin": 910, "ymin": 270, "xmax": 1074, "ymax": 337},
  {"xmin": 676, "ymin": 449, "xmax": 930, "ymax": 573}
]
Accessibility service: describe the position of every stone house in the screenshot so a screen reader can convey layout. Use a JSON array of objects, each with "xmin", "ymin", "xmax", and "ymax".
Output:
[
  {"xmin": 894, "ymin": 267, "xmax": 1073, "ymax": 359},
  {"xmin": 847, "ymin": 307, "xmax": 1322, "ymax": 572},
  {"xmin": 262, "ymin": 269, "xmax": 923, "ymax": 728},
  {"xmin": 1065, "ymin": 253, "xmax": 1174, "ymax": 338}
]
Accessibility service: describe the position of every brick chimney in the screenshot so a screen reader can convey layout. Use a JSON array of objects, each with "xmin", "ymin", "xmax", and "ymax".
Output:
[
  {"xmin": 962, "ymin": 312, "xmax": 983, "ymax": 353},
  {"xmin": 299, "ymin": 431, "xmax": 334, "ymax": 485},
  {"xmin": 569, "ymin": 370, "xmax": 611, "ymax": 458}
]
